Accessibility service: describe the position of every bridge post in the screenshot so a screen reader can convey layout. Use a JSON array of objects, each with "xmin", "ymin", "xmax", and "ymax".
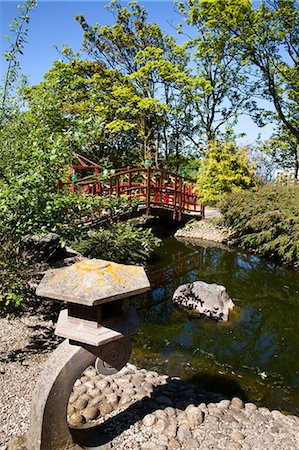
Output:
[
  {"xmin": 115, "ymin": 175, "xmax": 120, "ymax": 197},
  {"xmin": 146, "ymin": 165, "xmax": 151, "ymax": 215},
  {"xmin": 178, "ymin": 177, "xmax": 182, "ymax": 221},
  {"xmin": 173, "ymin": 176, "xmax": 178, "ymax": 220}
]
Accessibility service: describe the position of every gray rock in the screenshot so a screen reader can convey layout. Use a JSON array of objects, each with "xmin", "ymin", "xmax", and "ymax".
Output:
[
  {"xmin": 141, "ymin": 442, "xmax": 166, "ymax": 450},
  {"xmin": 230, "ymin": 397, "xmax": 244, "ymax": 409},
  {"xmin": 177, "ymin": 426, "xmax": 192, "ymax": 443},
  {"xmin": 185, "ymin": 438, "xmax": 200, "ymax": 448},
  {"xmin": 172, "ymin": 281, "xmax": 234, "ymax": 321},
  {"xmin": 230, "ymin": 431, "xmax": 245, "ymax": 441},
  {"xmin": 186, "ymin": 405, "xmax": 204, "ymax": 427},
  {"xmin": 245, "ymin": 402, "xmax": 258, "ymax": 413}
]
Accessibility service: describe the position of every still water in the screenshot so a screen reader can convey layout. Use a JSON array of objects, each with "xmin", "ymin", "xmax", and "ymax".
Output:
[{"xmin": 131, "ymin": 237, "xmax": 299, "ymax": 415}]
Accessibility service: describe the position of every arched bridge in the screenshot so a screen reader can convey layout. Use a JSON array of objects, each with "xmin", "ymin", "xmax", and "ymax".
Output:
[{"xmin": 58, "ymin": 164, "xmax": 204, "ymax": 223}]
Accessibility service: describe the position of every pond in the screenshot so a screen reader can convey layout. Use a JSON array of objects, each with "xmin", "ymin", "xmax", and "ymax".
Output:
[{"xmin": 130, "ymin": 237, "xmax": 299, "ymax": 415}]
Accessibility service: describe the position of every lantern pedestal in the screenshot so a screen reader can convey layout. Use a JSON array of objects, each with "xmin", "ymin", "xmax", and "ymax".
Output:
[{"xmin": 22, "ymin": 258, "xmax": 150, "ymax": 450}]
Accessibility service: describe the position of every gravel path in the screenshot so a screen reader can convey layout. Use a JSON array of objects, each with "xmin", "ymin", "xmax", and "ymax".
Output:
[{"xmin": 1, "ymin": 315, "xmax": 299, "ymax": 450}]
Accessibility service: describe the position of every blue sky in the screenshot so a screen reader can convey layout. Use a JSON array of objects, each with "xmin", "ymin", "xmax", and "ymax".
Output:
[{"xmin": 0, "ymin": 0, "xmax": 274, "ymax": 143}]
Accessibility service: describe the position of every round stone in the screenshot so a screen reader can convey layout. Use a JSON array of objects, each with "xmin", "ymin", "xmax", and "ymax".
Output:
[
  {"xmin": 152, "ymin": 419, "xmax": 167, "ymax": 434},
  {"xmin": 100, "ymin": 402, "xmax": 113, "ymax": 416},
  {"xmin": 230, "ymin": 397, "xmax": 244, "ymax": 409},
  {"xmin": 88, "ymin": 395, "xmax": 102, "ymax": 407},
  {"xmin": 168, "ymin": 438, "xmax": 180, "ymax": 449},
  {"xmin": 218, "ymin": 399, "xmax": 230, "ymax": 409},
  {"xmin": 141, "ymin": 442, "xmax": 166, "ymax": 450},
  {"xmin": 67, "ymin": 405, "xmax": 76, "ymax": 416},
  {"xmin": 177, "ymin": 426, "xmax": 192, "ymax": 443},
  {"xmin": 106, "ymin": 393, "xmax": 119, "ymax": 408},
  {"xmin": 186, "ymin": 406, "xmax": 204, "ymax": 427},
  {"xmin": 84, "ymin": 380, "xmax": 95, "ymax": 390},
  {"xmin": 87, "ymin": 388, "xmax": 101, "ymax": 398},
  {"xmin": 143, "ymin": 414, "xmax": 156, "ymax": 427},
  {"xmin": 82, "ymin": 406, "xmax": 100, "ymax": 421},
  {"xmin": 96, "ymin": 379, "xmax": 108, "ymax": 390},
  {"xmin": 185, "ymin": 438, "xmax": 200, "ymax": 448},
  {"xmin": 164, "ymin": 422, "xmax": 177, "ymax": 439},
  {"xmin": 245, "ymin": 402, "xmax": 257, "ymax": 413},
  {"xmin": 68, "ymin": 412, "xmax": 86, "ymax": 427},
  {"xmin": 73, "ymin": 385, "xmax": 87, "ymax": 396},
  {"xmin": 69, "ymin": 393, "xmax": 78, "ymax": 405},
  {"xmin": 230, "ymin": 431, "xmax": 245, "ymax": 442},
  {"xmin": 164, "ymin": 407, "xmax": 176, "ymax": 417},
  {"xmin": 84, "ymin": 368, "xmax": 97, "ymax": 378},
  {"xmin": 73, "ymin": 398, "xmax": 88, "ymax": 411}
]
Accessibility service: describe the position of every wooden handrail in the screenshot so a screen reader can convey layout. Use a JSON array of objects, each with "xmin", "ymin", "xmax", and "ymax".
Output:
[{"xmin": 57, "ymin": 166, "xmax": 204, "ymax": 220}]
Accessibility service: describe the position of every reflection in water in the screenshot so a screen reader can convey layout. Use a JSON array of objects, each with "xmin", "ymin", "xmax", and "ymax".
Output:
[{"xmin": 131, "ymin": 238, "xmax": 299, "ymax": 415}]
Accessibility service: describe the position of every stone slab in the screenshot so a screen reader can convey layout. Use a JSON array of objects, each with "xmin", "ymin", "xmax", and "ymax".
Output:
[{"xmin": 36, "ymin": 258, "xmax": 150, "ymax": 306}]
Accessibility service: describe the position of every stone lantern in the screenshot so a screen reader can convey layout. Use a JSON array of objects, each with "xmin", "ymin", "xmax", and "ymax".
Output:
[{"xmin": 26, "ymin": 258, "xmax": 150, "ymax": 450}]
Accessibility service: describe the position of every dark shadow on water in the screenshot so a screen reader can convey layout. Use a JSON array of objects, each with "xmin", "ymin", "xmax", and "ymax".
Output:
[
  {"xmin": 70, "ymin": 374, "xmax": 248, "ymax": 449},
  {"xmin": 187, "ymin": 373, "xmax": 248, "ymax": 402}
]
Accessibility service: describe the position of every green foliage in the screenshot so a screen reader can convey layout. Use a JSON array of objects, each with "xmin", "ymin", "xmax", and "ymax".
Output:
[
  {"xmin": 1, "ymin": 0, "xmax": 36, "ymax": 115},
  {"xmin": 72, "ymin": 223, "xmax": 161, "ymax": 264},
  {"xmin": 197, "ymin": 141, "xmax": 258, "ymax": 205},
  {"xmin": 220, "ymin": 184, "xmax": 299, "ymax": 266},
  {"xmin": 0, "ymin": 238, "xmax": 33, "ymax": 317},
  {"xmin": 188, "ymin": 0, "xmax": 299, "ymax": 174}
]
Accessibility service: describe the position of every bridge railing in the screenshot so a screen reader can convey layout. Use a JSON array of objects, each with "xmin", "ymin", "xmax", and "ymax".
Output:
[
  {"xmin": 109, "ymin": 167, "xmax": 204, "ymax": 219},
  {"xmin": 57, "ymin": 166, "xmax": 204, "ymax": 220}
]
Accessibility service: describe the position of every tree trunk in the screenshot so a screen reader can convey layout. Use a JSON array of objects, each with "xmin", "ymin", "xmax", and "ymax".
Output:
[{"xmin": 295, "ymin": 139, "xmax": 299, "ymax": 180}]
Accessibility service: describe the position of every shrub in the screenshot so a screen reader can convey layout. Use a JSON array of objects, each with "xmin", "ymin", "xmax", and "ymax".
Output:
[
  {"xmin": 220, "ymin": 184, "xmax": 299, "ymax": 266},
  {"xmin": 197, "ymin": 141, "xmax": 258, "ymax": 205},
  {"xmin": 72, "ymin": 223, "xmax": 161, "ymax": 264}
]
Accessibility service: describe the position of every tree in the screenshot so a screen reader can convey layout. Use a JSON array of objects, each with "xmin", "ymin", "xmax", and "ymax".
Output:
[
  {"xmin": 197, "ymin": 141, "xmax": 258, "ymax": 204},
  {"xmin": 75, "ymin": 0, "xmax": 190, "ymax": 164},
  {"xmin": 186, "ymin": 0, "xmax": 299, "ymax": 176},
  {"xmin": 1, "ymin": 0, "xmax": 36, "ymax": 116},
  {"xmin": 177, "ymin": 0, "xmax": 257, "ymax": 149}
]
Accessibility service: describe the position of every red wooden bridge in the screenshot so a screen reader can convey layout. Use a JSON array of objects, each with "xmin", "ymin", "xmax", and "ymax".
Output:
[{"xmin": 57, "ymin": 156, "xmax": 204, "ymax": 222}]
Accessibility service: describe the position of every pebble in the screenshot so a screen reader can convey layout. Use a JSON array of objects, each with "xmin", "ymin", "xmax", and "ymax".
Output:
[
  {"xmin": 143, "ymin": 414, "xmax": 156, "ymax": 427},
  {"xmin": 68, "ymin": 412, "xmax": 86, "ymax": 427},
  {"xmin": 4, "ymin": 353, "xmax": 299, "ymax": 450},
  {"xmin": 81, "ymin": 406, "xmax": 99, "ymax": 420}
]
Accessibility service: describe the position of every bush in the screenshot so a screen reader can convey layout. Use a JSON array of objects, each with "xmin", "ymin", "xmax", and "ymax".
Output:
[
  {"xmin": 0, "ymin": 236, "xmax": 34, "ymax": 316},
  {"xmin": 72, "ymin": 223, "xmax": 161, "ymax": 264},
  {"xmin": 220, "ymin": 184, "xmax": 299, "ymax": 266},
  {"xmin": 197, "ymin": 141, "xmax": 258, "ymax": 205}
]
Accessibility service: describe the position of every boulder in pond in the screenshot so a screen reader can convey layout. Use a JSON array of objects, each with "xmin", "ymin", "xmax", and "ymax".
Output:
[{"xmin": 172, "ymin": 281, "xmax": 234, "ymax": 321}]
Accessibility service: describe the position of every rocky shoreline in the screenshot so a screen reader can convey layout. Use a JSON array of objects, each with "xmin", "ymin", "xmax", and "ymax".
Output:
[{"xmin": 175, "ymin": 218, "xmax": 233, "ymax": 246}]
